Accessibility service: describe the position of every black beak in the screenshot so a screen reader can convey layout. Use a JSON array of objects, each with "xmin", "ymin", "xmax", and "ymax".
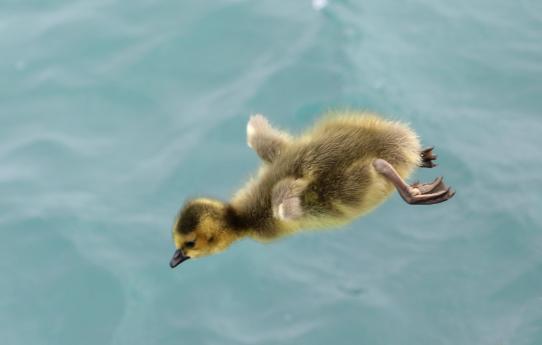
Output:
[{"xmin": 170, "ymin": 249, "xmax": 190, "ymax": 268}]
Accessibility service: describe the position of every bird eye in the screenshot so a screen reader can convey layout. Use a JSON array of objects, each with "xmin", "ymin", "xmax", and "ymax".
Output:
[{"xmin": 184, "ymin": 241, "xmax": 196, "ymax": 249}]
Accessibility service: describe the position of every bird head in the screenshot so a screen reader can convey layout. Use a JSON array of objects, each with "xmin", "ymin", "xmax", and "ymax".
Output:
[{"xmin": 170, "ymin": 198, "xmax": 238, "ymax": 268}]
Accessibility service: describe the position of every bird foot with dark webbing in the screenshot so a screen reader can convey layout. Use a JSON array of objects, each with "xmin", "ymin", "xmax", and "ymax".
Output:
[
  {"xmin": 373, "ymin": 159, "xmax": 455, "ymax": 205},
  {"xmin": 420, "ymin": 146, "xmax": 437, "ymax": 168}
]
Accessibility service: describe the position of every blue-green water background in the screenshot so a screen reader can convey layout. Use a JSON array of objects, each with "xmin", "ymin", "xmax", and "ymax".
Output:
[{"xmin": 2, "ymin": 0, "xmax": 542, "ymax": 344}]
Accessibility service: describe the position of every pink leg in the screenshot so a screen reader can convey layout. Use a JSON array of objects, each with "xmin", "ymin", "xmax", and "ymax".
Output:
[{"xmin": 373, "ymin": 158, "xmax": 455, "ymax": 205}]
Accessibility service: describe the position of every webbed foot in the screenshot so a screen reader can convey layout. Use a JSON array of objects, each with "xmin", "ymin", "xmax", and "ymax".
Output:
[
  {"xmin": 405, "ymin": 177, "xmax": 455, "ymax": 205},
  {"xmin": 373, "ymin": 158, "xmax": 455, "ymax": 206},
  {"xmin": 420, "ymin": 146, "xmax": 437, "ymax": 168}
]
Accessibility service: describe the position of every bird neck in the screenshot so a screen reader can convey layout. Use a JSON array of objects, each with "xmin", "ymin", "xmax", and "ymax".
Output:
[
  {"xmin": 224, "ymin": 201, "xmax": 281, "ymax": 241},
  {"xmin": 223, "ymin": 203, "xmax": 254, "ymax": 237}
]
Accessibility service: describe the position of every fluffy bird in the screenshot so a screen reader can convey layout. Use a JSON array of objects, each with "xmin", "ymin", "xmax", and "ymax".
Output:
[{"xmin": 170, "ymin": 111, "xmax": 455, "ymax": 268}]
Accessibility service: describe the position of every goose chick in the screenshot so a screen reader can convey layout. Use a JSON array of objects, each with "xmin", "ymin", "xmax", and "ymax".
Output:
[{"xmin": 169, "ymin": 111, "xmax": 455, "ymax": 268}]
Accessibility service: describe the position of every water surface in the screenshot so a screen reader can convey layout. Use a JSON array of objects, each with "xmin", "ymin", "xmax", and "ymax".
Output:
[{"xmin": 1, "ymin": 1, "xmax": 541, "ymax": 344}]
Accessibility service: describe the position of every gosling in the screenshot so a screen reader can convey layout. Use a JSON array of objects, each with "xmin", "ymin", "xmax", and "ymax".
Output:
[{"xmin": 170, "ymin": 111, "xmax": 455, "ymax": 268}]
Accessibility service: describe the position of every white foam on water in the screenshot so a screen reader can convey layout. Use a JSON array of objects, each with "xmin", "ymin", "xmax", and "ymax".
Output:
[{"xmin": 312, "ymin": 0, "xmax": 328, "ymax": 11}]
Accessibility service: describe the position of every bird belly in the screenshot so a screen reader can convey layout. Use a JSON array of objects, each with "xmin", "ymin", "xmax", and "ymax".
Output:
[{"xmin": 297, "ymin": 157, "xmax": 417, "ymax": 231}]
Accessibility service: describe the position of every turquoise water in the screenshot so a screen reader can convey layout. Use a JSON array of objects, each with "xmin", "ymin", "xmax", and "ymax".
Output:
[{"xmin": 2, "ymin": 0, "xmax": 542, "ymax": 344}]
